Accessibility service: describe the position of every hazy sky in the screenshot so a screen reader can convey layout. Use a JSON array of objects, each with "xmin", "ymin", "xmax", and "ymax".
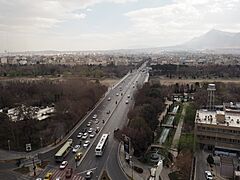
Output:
[{"xmin": 1, "ymin": 0, "xmax": 240, "ymax": 52}]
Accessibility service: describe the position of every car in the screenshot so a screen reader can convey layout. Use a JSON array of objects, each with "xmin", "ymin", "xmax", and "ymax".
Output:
[
  {"xmin": 205, "ymin": 171, "xmax": 213, "ymax": 180},
  {"xmin": 67, "ymin": 139, "xmax": 73, "ymax": 144},
  {"xmin": 107, "ymin": 97, "xmax": 111, "ymax": 101},
  {"xmin": 65, "ymin": 168, "xmax": 73, "ymax": 178},
  {"xmin": 82, "ymin": 133, "xmax": 88, "ymax": 140},
  {"xmin": 92, "ymin": 114, "xmax": 97, "ymax": 119},
  {"xmin": 88, "ymin": 128, "xmax": 93, "ymax": 133},
  {"xmin": 36, "ymin": 178, "xmax": 42, "ymax": 180},
  {"xmin": 44, "ymin": 172, "xmax": 53, "ymax": 180},
  {"xmin": 95, "ymin": 119, "xmax": 99, "ymax": 124},
  {"xmin": 96, "ymin": 127, "xmax": 100, "ymax": 133},
  {"xmin": 82, "ymin": 128, "xmax": 87, "ymax": 133},
  {"xmin": 133, "ymin": 85, "xmax": 135, "ymax": 88},
  {"xmin": 89, "ymin": 133, "xmax": 95, "ymax": 138},
  {"xmin": 77, "ymin": 132, "xmax": 83, "ymax": 138},
  {"xmin": 127, "ymin": 95, "xmax": 130, "ymax": 98},
  {"xmin": 106, "ymin": 110, "xmax": 110, "ymax": 114},
  {"xmin": 55, "ymin": 178, "xmax": 61, "ymax": 180},
  {"xmin": 85, "ymin": 170, "xmax": 93, "ymax": 179},
  {"xmin": 116, "ymin": 93, "xmax": 119, "ymax": 96},
  {"xmin": 59, "ymin": 161, "xmax": 68, "ymax": 169},
  {"xmin": 87, "ymin": 122, "xmax": 92, "ymax": 127},
  {"xmin": 72, "ymin": 145, "xmax": 80, "ymax": 153},
  {"xmin": 125, "ymin": 100, "xmax": 129, "ymax": 104},
  {"xmin": 75, "ymin": 152, "xmax": 83, "ymax": 161},
  {"xmin": 83, "ymin": 140, "xmax": 90, "ymax": 148}
]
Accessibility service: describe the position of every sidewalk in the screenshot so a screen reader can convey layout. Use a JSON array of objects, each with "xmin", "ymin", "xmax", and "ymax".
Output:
[
  {"xmin": 171, "ymin": 103, "xmax": 187, "ymax": 151},
  {"xmin": 118, "ymin": 143, "xmax": 150, "ymax": 180}
]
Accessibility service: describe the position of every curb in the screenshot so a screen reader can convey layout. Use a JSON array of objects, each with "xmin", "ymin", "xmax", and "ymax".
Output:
[{"xmin": 117, "ymin": 143, "xmax": 131, "ymax": 180}]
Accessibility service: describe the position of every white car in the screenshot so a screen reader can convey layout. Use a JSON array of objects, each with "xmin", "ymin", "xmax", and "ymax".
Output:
[
  {"xmin": 88, "ymin": 128, "xmax": 93, "ymax": 134},
  {"xmin": 116, "ymin": 93, "xmax": 119, "ymax": 96},
  {"xmin": 92, "ymin": 114, "xmax": 97, "ymax": 119},
  {"xmin": 205, "ymin": 171, "xmax": 213, "ymax": 180},
  {"xmin": 127, "ymin": 95, "xmax": 130, "ymax": 98},
  {"xmin": 83, "ymin": 140, "xmax": 90, "ymax": 148},
  {"xmin": 72, "ymin": 145, "xmax": 80, "ymax": 153},
  {"xmin": 59, "ymin": 161, "xmax": 68, "ymax": 169},
  {"xmin": 89, "ymin": 133, "xmax": 95, "ymax": 138},
  {"xmin": 125, "ymin": 100, "xmax": 129, "ymax": 104},
  {"xmin": 77, "ymin": 132, "xmax": 83, "ymax": 138},
  {"xmin": 86, "ymin": 122, "xmax": 92, "ymax": 127},
  {"xmin": 85, "ymin": 170, "xmax": 93, "ymax": 179},
  {"xmin": 82, "ymin": 133, "xmax": 88, "ymax": 140},
  {"xmin": 107, "ymin": 97, "xmax": 111, "ymax": 101}
]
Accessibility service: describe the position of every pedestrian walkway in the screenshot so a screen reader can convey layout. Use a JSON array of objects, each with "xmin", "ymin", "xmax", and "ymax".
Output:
[
  {"xmin": 118, "ymin": 143, "xmax": 150, "ymax": 180},
  {"xmin": 37, "ymin": 166, "xmax": 84, "ymax": 180},
  {"xmin": 171, "ymin": 104, "xmax": 187, "ymax": 151}
]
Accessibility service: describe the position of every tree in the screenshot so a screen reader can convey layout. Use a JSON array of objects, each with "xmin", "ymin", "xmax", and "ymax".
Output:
[{"xmin": 207, "ymin": 154, "xmax": 214, "ymax": 165}]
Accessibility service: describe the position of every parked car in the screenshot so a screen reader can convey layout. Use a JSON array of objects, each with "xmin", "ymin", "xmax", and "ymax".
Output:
[
  {"xmin": 59, "ymin": 161, "xmax": 68, "ymax": 169},
  {"xmin": 125, "ymin": 100, "xmax": 129, "ymax": 104},
  {"xmin": 72, "ymin": 145, "xmax": 80, "ymax": 153},
  {"xmin": 107, "ymin": 97, "xmax": 111, "ymax": 101},
  {"xmin": 85, "ymin": 170, "xmax": 93, "ymax": 179},
  {"xmin": 92, "ymin": 114, "xmax": 97, "ymax": 119},
  {"xmin": 204, "ymin": 171, "xmax": 213, "ymax": 180},
  {"xmin": 65, "ymin": 168, "xmax": 73, "ymax": 179}
]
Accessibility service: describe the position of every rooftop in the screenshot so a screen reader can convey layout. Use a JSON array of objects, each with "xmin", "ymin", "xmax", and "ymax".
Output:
[{"xmin": 195, "ymin": 109, "xmax": 240, "ymax": 128}]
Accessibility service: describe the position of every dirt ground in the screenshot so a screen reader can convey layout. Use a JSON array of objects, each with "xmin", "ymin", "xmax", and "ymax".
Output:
[
  {"xmin": 156, "ymin": 77, "xmax": 240, "ymax": 85},
  {"xmin": 100, "ymin": 78, "xmax": 119, "ymax": 87}
]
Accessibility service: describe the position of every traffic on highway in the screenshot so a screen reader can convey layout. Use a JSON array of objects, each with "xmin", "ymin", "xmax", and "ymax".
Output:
[{"xmin": 37, "ymin": 63, "xmax": 149, "ymax": 180}]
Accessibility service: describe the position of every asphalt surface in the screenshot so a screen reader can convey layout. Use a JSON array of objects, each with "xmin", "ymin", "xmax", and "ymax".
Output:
[{"xmin": 35, "ymin": 63, "xmax": 148, "ymax": 180}]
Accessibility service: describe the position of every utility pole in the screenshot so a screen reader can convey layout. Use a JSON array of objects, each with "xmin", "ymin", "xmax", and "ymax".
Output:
[
  {"xmin": 7, "ymin": 139, "xmax": 10, "ymax": 151},
  {"xmin": 40, "ymin": 137, "xmax": 43, "ymax": 148},
  {"xmin": 32, "ymin": 157, "xmax": 36, "ymax": 176}
]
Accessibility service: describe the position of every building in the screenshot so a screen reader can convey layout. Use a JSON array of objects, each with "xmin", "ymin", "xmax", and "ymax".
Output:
[{"xmin": 195, "ymin": 103, "xmax": 240, "ymax": 154}]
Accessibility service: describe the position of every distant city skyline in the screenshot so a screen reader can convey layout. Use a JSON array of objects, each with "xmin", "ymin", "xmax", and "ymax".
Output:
[{"xmin": 0, "ymin": 0, "xmax": 240, "ymax": 52}]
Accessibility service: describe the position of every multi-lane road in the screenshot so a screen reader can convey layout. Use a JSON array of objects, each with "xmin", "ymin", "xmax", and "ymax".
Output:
[{"xmin": 37, "ymin": 63, "xmax": 148, "ymax": 180}]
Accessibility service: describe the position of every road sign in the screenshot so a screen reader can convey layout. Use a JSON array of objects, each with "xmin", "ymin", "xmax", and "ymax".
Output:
[{"xmin": 26, "ymin": 143, "xmax": 31, "ymax": 152}]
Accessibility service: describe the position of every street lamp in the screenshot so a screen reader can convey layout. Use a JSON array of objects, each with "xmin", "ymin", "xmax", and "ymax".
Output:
[
  {"xmin": 130, "ymin": 156, "xmax": 134, "ymax": 180},
  {"xmin": 40, "ymin": 137, "xmax": 43, "ymax": 148},
  {"xmin": 7, "ymin": 139, "xmax": 10, "ymax": 151}
]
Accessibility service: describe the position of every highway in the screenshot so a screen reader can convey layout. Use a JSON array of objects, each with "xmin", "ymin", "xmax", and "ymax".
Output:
[{"xmin": 37, "ymin": 63, "xmax": 148, "ymax": 180}]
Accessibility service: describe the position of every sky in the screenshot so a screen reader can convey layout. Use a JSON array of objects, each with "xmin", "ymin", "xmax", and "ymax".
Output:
[{"xmin": 0, "ymin": 0, "xmax": 240, "ymax": 52}]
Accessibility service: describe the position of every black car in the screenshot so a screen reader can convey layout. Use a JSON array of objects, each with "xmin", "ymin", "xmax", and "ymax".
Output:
[{"xmin": 82, "ymin": 128, "xmax": 87, "ymax": 133}]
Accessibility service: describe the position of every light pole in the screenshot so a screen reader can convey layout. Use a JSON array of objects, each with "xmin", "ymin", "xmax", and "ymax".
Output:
[
  {"xmin": 40, "ymin": 137, "xmax": 43, "ymax": 148},
  {"xmin": 130, "ymin": 156, "xmax": 134, "ymax": 180},
  {"xmin": 7, "ymin": 139, "xmax": 10, "ymax": 151}
]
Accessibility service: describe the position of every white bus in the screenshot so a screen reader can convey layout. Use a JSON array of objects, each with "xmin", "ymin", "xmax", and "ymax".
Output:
[
  {"xmin": 95, "ymin": 134, "xmax": 109, "ymax": 156},
  {"xmin": 55, "ymin": 139, "xmax": 73, "ymax": 162}
]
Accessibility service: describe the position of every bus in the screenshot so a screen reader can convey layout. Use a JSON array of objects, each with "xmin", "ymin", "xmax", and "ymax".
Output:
[
  {"xmin": 55, "ymin": 139, "xmax": 73, "ymax": 162},
  {"xmin": 95, "ymin": 134, "xmax": 109, "ymax": 156}
]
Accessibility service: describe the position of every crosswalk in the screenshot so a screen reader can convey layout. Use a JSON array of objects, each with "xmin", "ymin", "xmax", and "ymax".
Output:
[{"xmin": 38, "ymin": 166, "xmax": 85, "ymax": 180}]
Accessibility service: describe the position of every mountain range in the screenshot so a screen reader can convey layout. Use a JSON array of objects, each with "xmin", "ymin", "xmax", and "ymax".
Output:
[{"xmin": 170, "ymin": 29, "xmax": 240, "ymax": 51}]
